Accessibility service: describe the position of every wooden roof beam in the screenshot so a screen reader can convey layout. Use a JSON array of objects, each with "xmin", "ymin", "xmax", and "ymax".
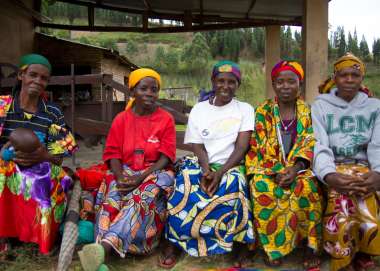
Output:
[
  {"xmin": 246, "ymin": 0, "xmax": 257, "ymax": 18},
  {"xmin": 37, "ymin": 19, "xmax": 301, "ymax": 33},
  {"xmin": 184, "ymin": 10, "xmax": 192, "ymax": 30},
  {"xmin": 199, "ymin": 0, "xmax": 204, "ymax": 26}
]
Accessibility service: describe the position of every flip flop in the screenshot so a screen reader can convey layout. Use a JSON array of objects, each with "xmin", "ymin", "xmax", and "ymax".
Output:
[{"xmin": 78, "ymin": 243, "xmax": 107, "ymax": 271}]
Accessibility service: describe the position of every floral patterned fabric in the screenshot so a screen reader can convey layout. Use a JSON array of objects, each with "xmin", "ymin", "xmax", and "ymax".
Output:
[
  {"xmin": 95, "ymin": 165, "xmax": 174, "ymax": 257},
  {"xmin": 0, "ymin": 160, "xmax": 72, "ymax": 254},
  {"xmin": 166, "ymin": 156, "xmax": 255, "ymax": 257},
  {"xmin": 0, "ymin": 95, "xmax": 76, "ymax": 254},
  {"xmin": 245, "ymin": 98, "xmax": 322, "ymax": 260},
  {"xmin": 324, "ymin": 163, "xmax": 380, "ymax": 271}
]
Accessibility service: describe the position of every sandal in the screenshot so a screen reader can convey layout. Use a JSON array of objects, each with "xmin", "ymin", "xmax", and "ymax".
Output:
[
  {"xmin": 78, "ymin": 243, "xmax": 108, "ymax": 271},
  {"xmin": 354, "ymin": 253, "xmax": 376, "ymax": 271}
]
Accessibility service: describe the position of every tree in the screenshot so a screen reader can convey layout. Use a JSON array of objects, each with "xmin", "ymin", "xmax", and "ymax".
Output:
[
  {"xmin": 126, "ymin": 41, "xmax": 138, "ymax": 54},
  {"xmin": 210, "ymin": 35, "xmax": 219, "ymax": 58},
  {"xmin": 280, "ymin": 26, "xmax": 294, "ymax": 59},
  {"xmin": 66, "ymin": 4, "xmax": 81, "ymax": 25},
  {"xmin": 359, "ymin": 35, "xmax": 371, "ymax": 62},
  {"xmin": 337, "ymin": 26, "xmax": 347, "ymax": 57},
  {"xmin": 293, "ymin": 30, "xmax": 302, "ymax": 61},
  {"xmin": 154, "ymin": 46, "xmax": 166, "ymax": 72},
  {"xmin": 181, "ymin": 33, "xmax": 211, "ymax": 73},
  {"xmin": 347, "ymin": 30, "xmax": 359, "ymax": 56},
  {"xmin": 373, "ymin": 39, "xmax": 380, "ymax": 65},
  {"xmin": 252, "ymin": 27, "xmax": 265, "ymax": 58}
]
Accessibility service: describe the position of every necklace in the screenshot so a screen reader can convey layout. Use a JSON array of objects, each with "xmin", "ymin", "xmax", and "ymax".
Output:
[{"xmin": 279, "ymin": 107, "xmax": 296, "ymax": 132}]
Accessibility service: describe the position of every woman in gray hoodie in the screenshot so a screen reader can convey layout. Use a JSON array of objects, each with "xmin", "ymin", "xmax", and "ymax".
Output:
[{"xmin": 312, "ymin": 53, "xmax": 380, "ymax": 271}]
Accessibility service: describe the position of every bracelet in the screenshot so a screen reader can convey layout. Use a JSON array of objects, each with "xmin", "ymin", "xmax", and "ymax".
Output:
[{"xmin": 296, "ymin": 160, "xmax": 306, "ymax": 171}]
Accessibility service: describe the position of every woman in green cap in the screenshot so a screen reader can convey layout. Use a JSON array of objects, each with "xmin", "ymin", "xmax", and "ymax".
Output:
[
  {"xmin": 0, "ymin": 54, "xmax": 77, "ymax": 256},
  {"xmin": 160, "ymin": 61, "xmax": 255, "ymax": 268}
]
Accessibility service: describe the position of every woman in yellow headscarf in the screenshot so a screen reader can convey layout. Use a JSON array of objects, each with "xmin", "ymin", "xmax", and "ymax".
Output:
[
  {"xmin": 312, "ymin": 53, "xmax": 380, "ymax": 271},
  {"xmin": 78, "ymin": 68, "xmax": 176, "ymax": 271},
  {"xmin": 246, "ymin": 60, "xmax": 322, "ymax": 270}
]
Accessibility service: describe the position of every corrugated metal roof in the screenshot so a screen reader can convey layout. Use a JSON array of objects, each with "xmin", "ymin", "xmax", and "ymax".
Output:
[
  {"xmin": 36, "ymin": 32, "xmax": 139, "ymax": 69},
  {"xmin": 40, "ymin": 0, "xmax": 328, "ymax": 32}
]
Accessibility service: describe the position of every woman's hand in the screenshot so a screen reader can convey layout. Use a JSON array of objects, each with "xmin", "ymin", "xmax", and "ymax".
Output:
[
  {"xmin": 116, "ymin": 174, "xmax": 144, "ymax": 193},
  {"xmin": 275, "ymin": 166, "xmax": 297, "ymax": 188},
  {"xmin": 324, "ymin": 172, "xmax": 367, "ymax": 196},
  {"xmin": 200, "ymin": 169, "xmax": 223, "ymax": 197},
  {"xmin": 355, "ymin": 171, "xmax": 380, "ymax": 197},
  {"xmin": 206, "ymin": 170, "xmax": 223, "ymax": 197},
  {"xmin": 14, "ymin": 145, "xmax": 50, "ymax": 166}
]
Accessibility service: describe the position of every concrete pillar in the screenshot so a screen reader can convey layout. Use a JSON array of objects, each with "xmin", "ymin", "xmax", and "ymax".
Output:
[
  {"xmin": 302, "ymin": 0, "xmax": 329, "ymax": 103},
  {"xmin": 265, "ymin": 25, "xmax": 281, "ymax": 99}
]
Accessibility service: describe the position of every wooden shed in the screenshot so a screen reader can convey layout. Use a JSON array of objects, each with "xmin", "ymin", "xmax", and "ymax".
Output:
[{"xmin": 35, "ymin": 32, "xmax": 138, "ymax": 102}]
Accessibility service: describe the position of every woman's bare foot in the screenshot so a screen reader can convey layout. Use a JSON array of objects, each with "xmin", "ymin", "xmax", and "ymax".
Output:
[
  {"xmin": 339, "ymin": 263, "xmax": 356, "ymax": 271},
  {"xmin": 0, "ymin": 238, "xmax": 9, "ymax": 260},
  {"xmin": 158, "ymin": 241, "xmax": 181, "ymax": 269},
  {"xmin": 303, "ymin": 247, "xmax": 321, "ymax": 270},
  {"xmin": 263, "ymin": 254, "xmax": 283, "ymax": 267},
  {"xmin": 232, "ymin": 243, "xmax": 253, "ymax": 268},
  {"xmin": 354, "ymin": 252, "xmax": 376, "ymax": 271}
]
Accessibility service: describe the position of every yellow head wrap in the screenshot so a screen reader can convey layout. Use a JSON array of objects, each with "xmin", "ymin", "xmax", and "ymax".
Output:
[
  {"xmin": 319, "ymin": 53, "xmax": 368, "ymax": 95},
  {"xmin": 128, "ymin": 68, "xmax": 161, "ymax": 90},
  {"xmin": 126, "ymin": 68, "xmax": 161, "ymax": 110},
  {"xmin": 333, "ymin": 53, "xmax": 365, "ymax": 75}
]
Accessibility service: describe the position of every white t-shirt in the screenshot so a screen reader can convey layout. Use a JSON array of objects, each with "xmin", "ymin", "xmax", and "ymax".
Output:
[{"xmin": 184, "ymin": 99, "xmax": 255, "ymax": 164}]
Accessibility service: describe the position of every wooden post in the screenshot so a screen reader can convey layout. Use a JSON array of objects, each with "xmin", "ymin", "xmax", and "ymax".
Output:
[
  {"xmin": 101, "ymin": 83, "xmax": 106, "ymax": 121},
  {"xmin": 106, "ymin": 85, "xmax": 113, "ymax": 122},
  {"xmin": 70, "ymin": 64, "xmax": 76, "ymax": 166},
  {"xmin": 265, "ymin": 25, "xmax": 281, "ymax": 99}
]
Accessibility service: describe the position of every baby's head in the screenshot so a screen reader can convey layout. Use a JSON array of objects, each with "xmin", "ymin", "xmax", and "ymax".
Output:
[{"xmin": 9, "ymin": 128, "xmax": 41, "ymax": 153}]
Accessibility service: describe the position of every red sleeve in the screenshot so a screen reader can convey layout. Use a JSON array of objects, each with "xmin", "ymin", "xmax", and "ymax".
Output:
[
  {"xmin": 102, "ymin": 112, "xmax": 125, "ymax": 163},
  {"xmin": 158, "ymin": 112, "xmax": 176, "ymax": 163}
]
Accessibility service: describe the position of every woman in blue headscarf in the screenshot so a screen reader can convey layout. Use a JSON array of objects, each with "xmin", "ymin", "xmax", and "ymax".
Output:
[
  {"xmin": 160, "ymin": 61, "xmax": 255, "ymax": 268},
  {"xmin": 0, "ymin": 54, "xmax": 77, "ymax": 256}
]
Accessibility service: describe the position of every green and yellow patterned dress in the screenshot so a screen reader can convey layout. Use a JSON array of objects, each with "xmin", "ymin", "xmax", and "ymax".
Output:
[{"xmin": 245, "ymin": 98, "xmax": 322, "ymax": 261}]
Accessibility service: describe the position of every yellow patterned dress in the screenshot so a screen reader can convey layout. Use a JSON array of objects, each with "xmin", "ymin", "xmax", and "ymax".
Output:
[
  {"xmin": 323, "ymin": 163, "xmax": 380, "ymax": 271},
  {"xmin": 245, "ymin": 98, "xmax": 322, "ymax": 261}
]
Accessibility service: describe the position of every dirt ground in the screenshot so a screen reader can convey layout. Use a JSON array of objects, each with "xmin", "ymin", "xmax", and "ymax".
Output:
[{"xmin": 1, "ymin": 141, "xmax": 380, "ymax": 270}]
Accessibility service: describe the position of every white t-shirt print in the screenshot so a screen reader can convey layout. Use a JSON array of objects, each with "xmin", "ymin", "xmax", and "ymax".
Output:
[{"xmin": 184, "ymin": 99, "xmax": 255, "ymax": 164}]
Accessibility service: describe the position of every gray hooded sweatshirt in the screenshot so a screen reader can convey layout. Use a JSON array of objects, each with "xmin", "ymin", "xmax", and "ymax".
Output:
[{"xmin": 311, "ymin": 88, "xmax": 380, "ymax": 182}]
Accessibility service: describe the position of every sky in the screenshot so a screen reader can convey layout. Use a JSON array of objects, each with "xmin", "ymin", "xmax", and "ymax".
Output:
[{"xmin": 329, "ymin": 0, "xmax": 379, "ymax": 44}]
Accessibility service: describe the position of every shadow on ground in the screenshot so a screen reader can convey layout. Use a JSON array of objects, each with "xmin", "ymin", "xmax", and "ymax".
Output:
[{"xmin": 1, "ymin": 243, "xmax": 335, "ymax": 271}]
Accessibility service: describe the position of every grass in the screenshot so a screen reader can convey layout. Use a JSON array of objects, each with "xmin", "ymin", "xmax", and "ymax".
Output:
[
  {"xmin": 158, "ymin": 60, "xmax": 266, "ymax": 107},
  {"xmin": 364, "ymin": 63, "xmax": 380, "ymax": 97},
  {"xmin": 176, "ymin": 124, "xmax": 187, "ymax": 132}
]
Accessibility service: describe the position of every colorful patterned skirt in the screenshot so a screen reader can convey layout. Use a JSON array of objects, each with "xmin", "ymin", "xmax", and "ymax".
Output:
[
  {"xmin": 323, "ymin": 163, "xmax": 380, "ymax": 271},
  {"xmin": 95, "ymin": 165, "xmax": 174, "ymax": 257},
  {"xmin": 166, "ymin": 156, "xmax": 255, "ymax": 257},
  {"xmin": 250, "ymin": 170, "xmax": 322, "ymax": 260},
  {"xmin": 0, "ymin": 160, "xmax": 72, "ymax": 254}
]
